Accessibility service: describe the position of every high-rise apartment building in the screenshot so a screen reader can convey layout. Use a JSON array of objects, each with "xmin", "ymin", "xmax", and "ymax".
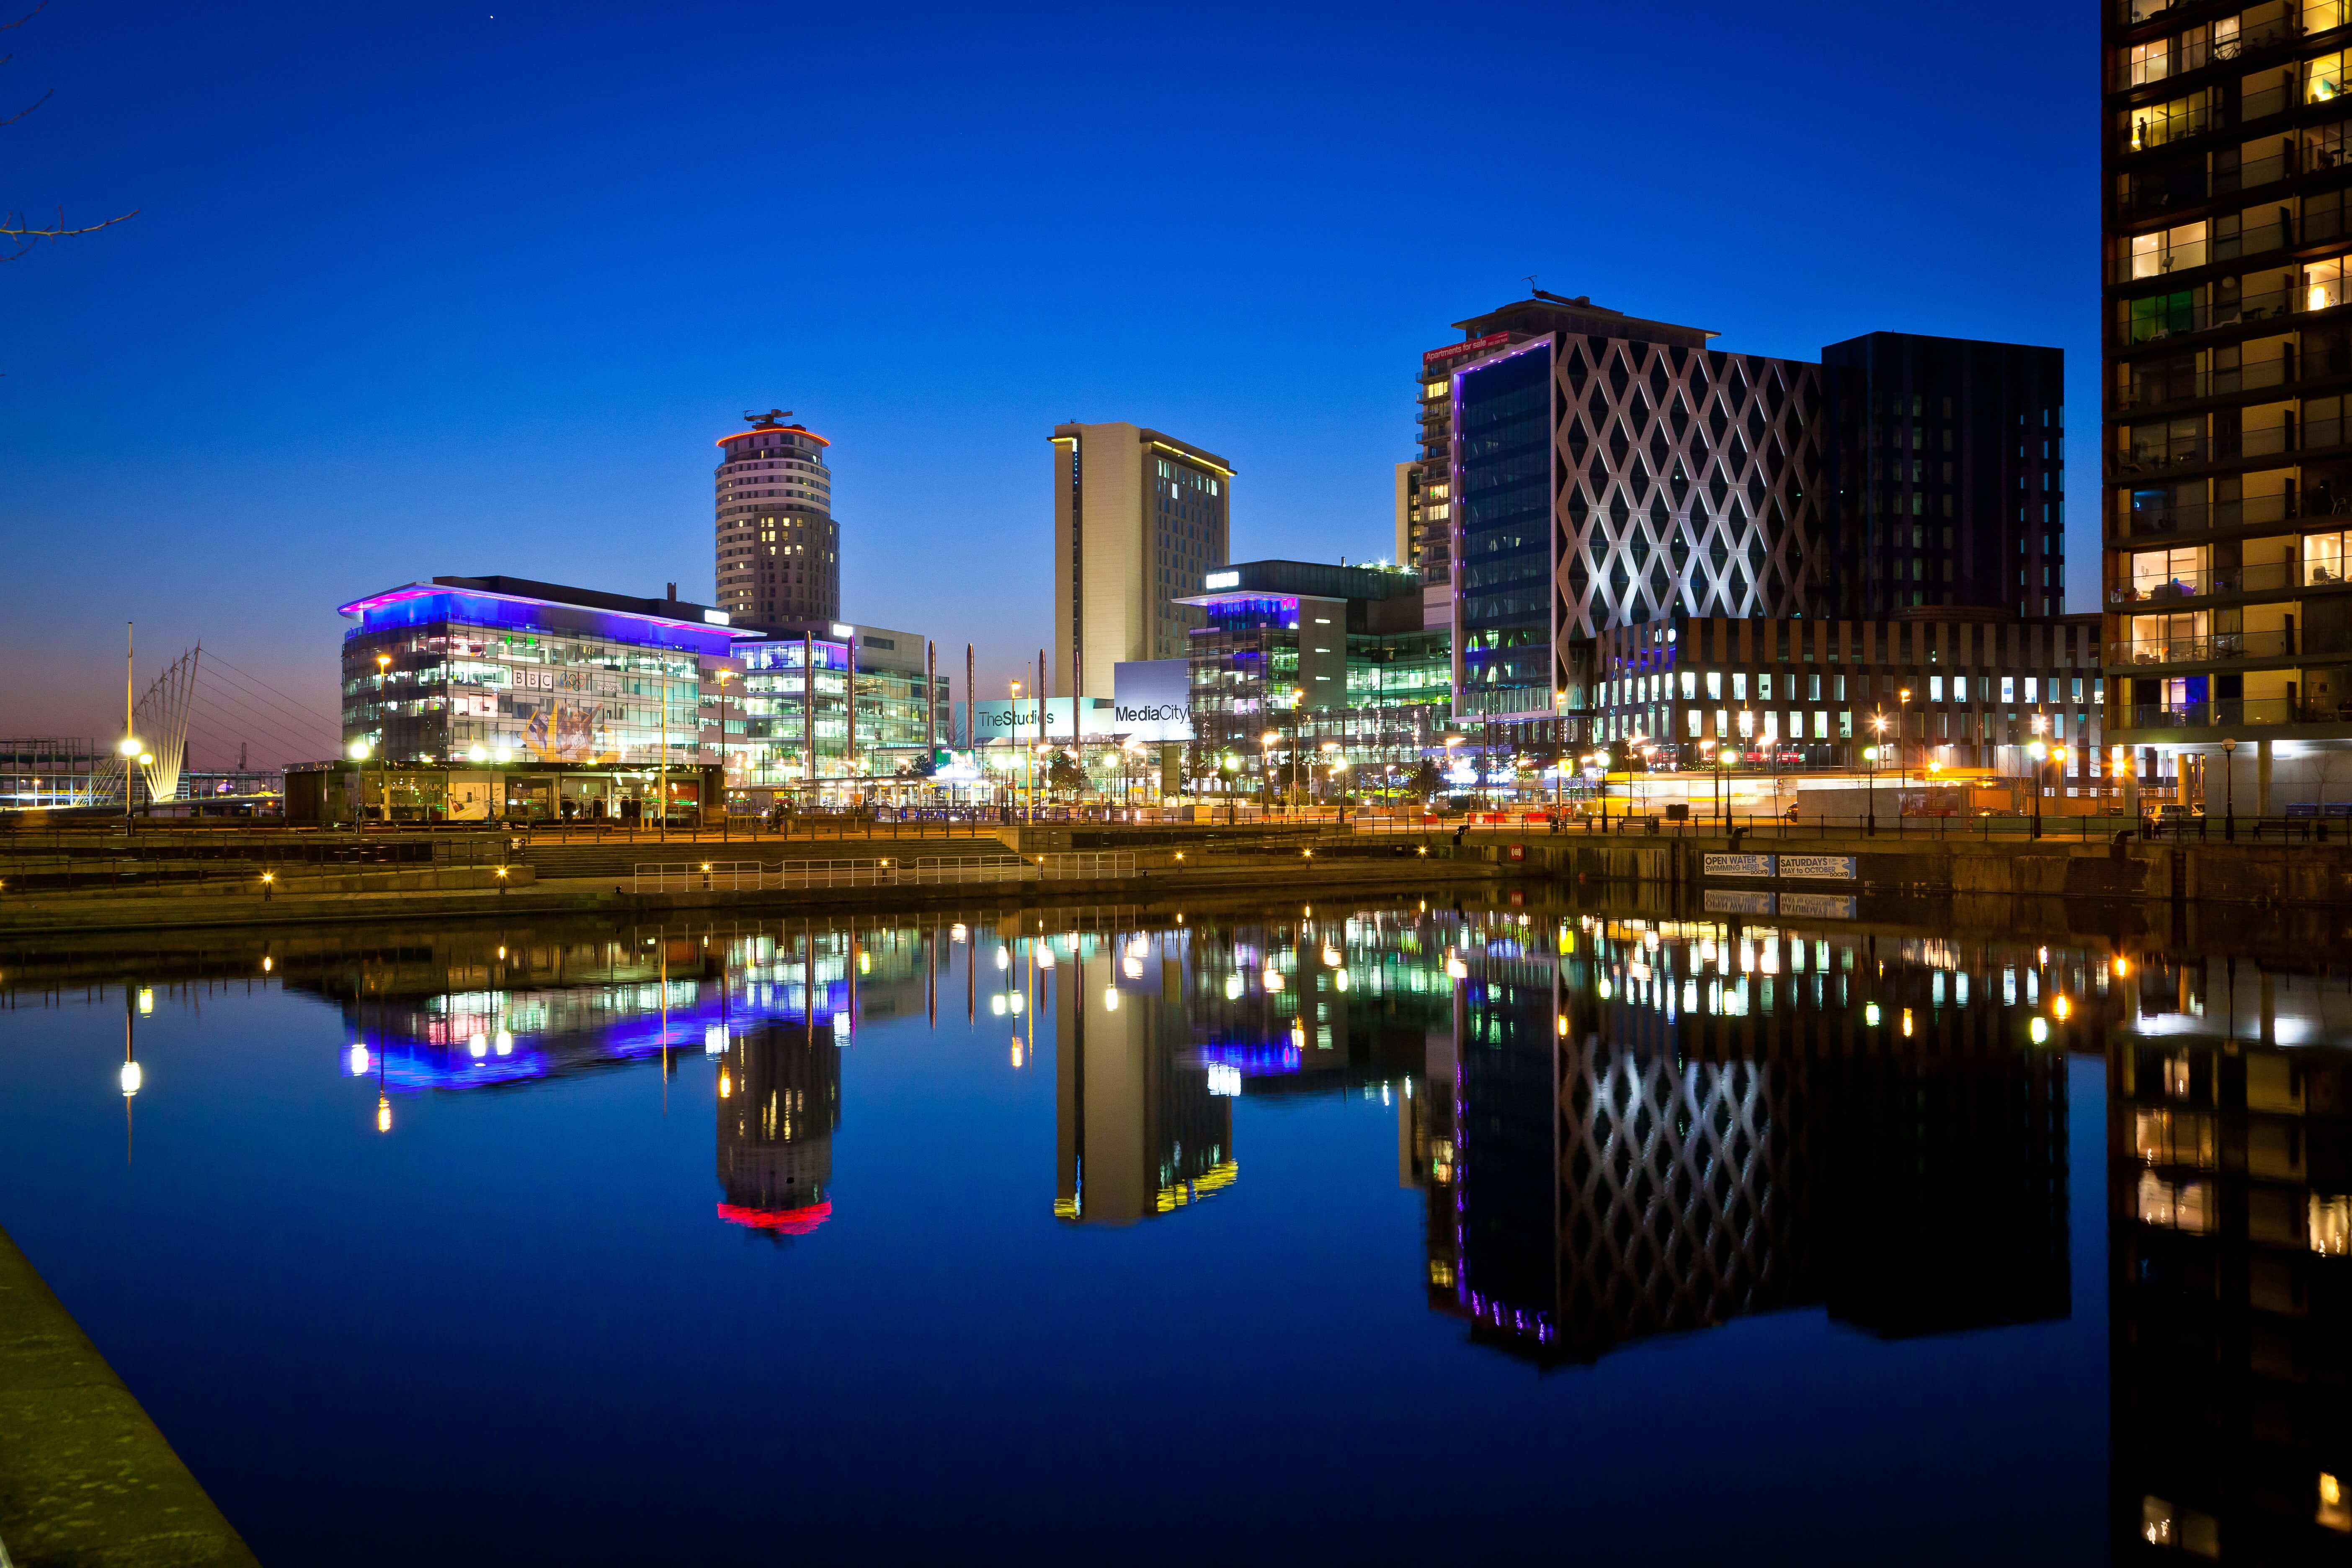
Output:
[
  {"xmin": 714, "ymin": 409, "xmax": 838, "ymax": 630},
  {"xmin": 1050, "ymin": 422, "xmax": 1232, "ymax": 696},
  {"xmin": 2103, "ymin": 0, "xmax": 2352, "ymax": 812},
  {"xmin": 1423, "ymin": 291, "xmax": 2062, "ymax": 747}
]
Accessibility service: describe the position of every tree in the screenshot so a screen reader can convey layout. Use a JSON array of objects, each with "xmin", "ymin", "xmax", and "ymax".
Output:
[
  {"xmin": 1410, "ymin": 758, "xmax": 1443, "ymax": 804},
  {"xmin": 4, "ymin": 6, "xmax": 138, "ymax": 263},
  {"xmin": 1047, "ymin": 751, "xmax": 1083, "ymax": 797}
]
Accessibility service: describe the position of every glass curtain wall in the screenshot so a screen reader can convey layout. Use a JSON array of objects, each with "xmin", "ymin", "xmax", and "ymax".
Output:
[{"xmin": 1456, "ymin": 343, "xmax": 1555, "ymax": 721}]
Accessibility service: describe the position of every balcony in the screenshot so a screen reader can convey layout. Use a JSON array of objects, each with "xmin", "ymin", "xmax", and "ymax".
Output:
[
  {"xmin": 2114, "ymin": 491, "xmax": 2352, "ymax": 541},
  {"xmin": 2115, "ymin": 357, "xmax": 2298, "ymax": 413},
  {"xmin": 2109, "ymin": 560, "xmax": 2305, "ymax": 603},
  {"xmin": 2107, "ymin": 629, "xmax": 2299, "ymax": 664},
  {"xmin": 2114, "ymin": 218, "xmax": 2295, "ymax": 284},
  {"xmin": 2120, "ymin": 282, "xmax": 2298, "ymax": 345},
  {"xmin": 2110, "ymin": 416, "xmax": 2352, "ymax": 482},
  {"xmin": 2121, "ymin": 699, "xmax": 2300, "ymax": 727}
]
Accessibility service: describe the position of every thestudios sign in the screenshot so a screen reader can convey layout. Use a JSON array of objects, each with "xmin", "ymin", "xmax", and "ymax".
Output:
[{"xmin": 1111, "ymin": 660, "xmax": 1194, "ymax": 742}]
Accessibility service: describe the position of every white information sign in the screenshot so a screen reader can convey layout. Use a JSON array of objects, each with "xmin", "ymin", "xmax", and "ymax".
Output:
[{"xmin": 1702, "ymin": 853, "xmax": 1776, "ymax": 879}]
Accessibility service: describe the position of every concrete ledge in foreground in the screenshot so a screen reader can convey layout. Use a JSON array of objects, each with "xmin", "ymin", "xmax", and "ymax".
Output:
[{"xmin": 0, "ymin": 1227, "xmax": 257, "ymax": 1568}]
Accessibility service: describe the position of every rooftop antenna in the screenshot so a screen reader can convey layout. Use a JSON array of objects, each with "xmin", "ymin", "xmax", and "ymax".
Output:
[{"xmin": 1523, "ymin": 274, "xmax": 1538, "ymax": 294}]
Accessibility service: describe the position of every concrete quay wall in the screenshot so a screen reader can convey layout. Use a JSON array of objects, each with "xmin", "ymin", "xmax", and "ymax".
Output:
[
  {"xmin": 0, "ymin": 1226, "xmax": 256, "ymax": 1567},
  {"xmin": 1486, "ymin": 829, "xmax": 2352, "ymax": 905}
]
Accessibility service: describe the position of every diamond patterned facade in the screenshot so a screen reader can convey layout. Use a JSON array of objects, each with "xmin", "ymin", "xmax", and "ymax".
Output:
[
  {"xmin": 1444, "ymin": 926, "xmax": 2071, "ymax": 1367},
  {"xmin": 1553, "ymin": 340, "xmax": 1832, "ymax": 636},
  {"xmin": 1434, "ymin": 293, "xmax": 2062, "ymax": 739}
]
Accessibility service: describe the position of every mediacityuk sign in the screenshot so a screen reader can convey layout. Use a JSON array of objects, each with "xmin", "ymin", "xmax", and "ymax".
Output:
[{"xmin": 1111, "ymin": 660, "xmax": 1195, "ymax": 742}]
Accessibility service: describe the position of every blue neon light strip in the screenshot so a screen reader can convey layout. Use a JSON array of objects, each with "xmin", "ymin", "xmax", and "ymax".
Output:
[{"xmin": 337, "ymin": 588, "xmax": 745, "ymax": 659}]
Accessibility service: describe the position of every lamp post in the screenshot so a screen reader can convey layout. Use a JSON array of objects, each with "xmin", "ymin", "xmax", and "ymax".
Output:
[
  {"xmin": 2026, "ymin": 739, "xmax": 2046, "ymax": 839},
  {"xmin": 1442, "ymin": 735, "xmax": 1462, "ymax": 819},
  {"xmin": 1319, "ymin": 740, "xmax": 1341, "ymax": 815},
  {"xmin": 1260, "ymin": 729, "xmax": 1280, "ymax": 815},
  {"xmin": 1863, "ymin": 744, "xmax": 1880, "ymax": 836},
  {"xmin": 1717, "ymin": 746, "xmax": 1736, "ymax": 830},
  {"xmin": 1869, "ymin": 711, "xmax": 1888, "ymax": 833},
  {"xmin": 715, "ymin": 667, "xmax": 735, "ymax": 842},
  {"xmin": 347, "ymin": 739, "xmax": 376, "ymax": 837},
  {"xmin": 375, "ymin": 653, "xmax": 393, "ymax": 823},
  {"xmin": 2221, "ymin": 736, "xmax": 2239, "ymax": 840},
  {"xmin": 121, "ymin": 621, "xmax": 138, "ymax": 833},
  {"xmin": 1897, "ymin": 687, "xmax": 1912, "ymax": 794},
  {"xmin": 116, "ymin": 735, "xmax": 144, "ymax": 828},
  {"xmin": 1009, "ymin": 679, "xmax": 1023, "ymax": 822}
]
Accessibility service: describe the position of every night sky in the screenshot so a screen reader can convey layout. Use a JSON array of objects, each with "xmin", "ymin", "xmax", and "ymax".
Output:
[{"xmin": 0, "ymin": 0, "xmax": 2097, "ymax": 759}]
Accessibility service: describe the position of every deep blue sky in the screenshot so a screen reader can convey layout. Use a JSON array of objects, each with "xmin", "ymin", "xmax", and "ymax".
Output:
[{"xmin": 0, "ymin": 0, "xmax": 2098, "ymax": 757}]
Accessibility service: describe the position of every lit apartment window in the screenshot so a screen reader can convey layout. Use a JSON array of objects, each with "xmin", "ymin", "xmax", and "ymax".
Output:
[{"xmin": 1424, "ymin": 380, "xmax": 1448, "ymax": 399}]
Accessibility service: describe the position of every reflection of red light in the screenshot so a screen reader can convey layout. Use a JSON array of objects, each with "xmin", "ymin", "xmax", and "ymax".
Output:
[{"xmin": 716, "ymin": 1201, "xmax": 831, "ymax": 1235}]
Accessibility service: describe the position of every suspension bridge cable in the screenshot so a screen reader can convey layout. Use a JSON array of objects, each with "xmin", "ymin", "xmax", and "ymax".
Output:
[
  {"xmin": 201, "ymin": 652, "xmax": 343, "ymax": 725},
  {"xmin": 201, "ymin": 661, "xmax": 343, "ymax": 739},
  {"xmin": 188, "ymin": 688, "xmax": 328, "ymax": 763},
  {"xmin": 191, "ymin": 668, "xmax": 338, "ymax": 746}
]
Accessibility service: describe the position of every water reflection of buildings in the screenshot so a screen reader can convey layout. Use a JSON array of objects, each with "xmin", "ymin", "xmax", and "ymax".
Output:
[
  {"xmin": 1431, "ymin": 915, "xmax": 2079, "ymax": 1365},
  {"xmin": 2110, "ymin": 953, "xmax": 2352, "ymax": 1561},
  {"xmin": 289, "ymin": 920, "xmax": 934, "ymax": 1240},
  {"xmin": 717, "ymin": 1019, "xmax": 840, "ymax": 1236},
  {"xmin": 1047, "ymin": 911, "xmax": 1469, "ymax": 1225},
  {"xmin": 1055, "ymin": 931, "xmax": 1233, "ymax": 1225}
]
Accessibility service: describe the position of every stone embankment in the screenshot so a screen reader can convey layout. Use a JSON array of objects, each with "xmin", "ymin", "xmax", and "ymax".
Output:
[{"xmin": 0, "ymin": 1226, "xmax": 258, "ymax": 1567}]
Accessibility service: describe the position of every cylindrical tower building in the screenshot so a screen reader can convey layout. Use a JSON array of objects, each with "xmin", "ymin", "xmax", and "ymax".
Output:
[{"xmin": 714, "ymin": 409, "xmax": 838, "ymax": 629}]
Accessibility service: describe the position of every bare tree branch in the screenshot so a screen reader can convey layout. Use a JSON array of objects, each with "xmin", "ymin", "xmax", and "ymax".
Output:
[
  {"xmin": 0, "ymin": 85, "xmax": 50, "ymax": 128},
  {"xmin": 3, "ymin": 1, "xmax": 134, "ymax": 262}
]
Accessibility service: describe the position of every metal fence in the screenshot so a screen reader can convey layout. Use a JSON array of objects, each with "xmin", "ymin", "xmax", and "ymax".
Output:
[{"xmin": 1039, "ymin": 851, "xmax": 1137, "ymax": 879}]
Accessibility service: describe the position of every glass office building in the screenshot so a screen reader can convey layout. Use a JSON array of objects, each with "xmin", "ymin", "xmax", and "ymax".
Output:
[
  {"xmin": 331, "ymin": 575, "xmax": 745, "ymax": 823},
  {"xmin": 1428, "ymin": 292, "xmax": 2059, "ymax": 762},
  {"xmin": 1179, "ymin": 560, "xmax": 1451, "ymax": 798},
  {"xmin": 733, "ymin": 622, "xmax": 950, "ymax": 799}
]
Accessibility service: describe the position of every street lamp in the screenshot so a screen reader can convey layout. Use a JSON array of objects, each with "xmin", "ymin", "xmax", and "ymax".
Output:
[
  {"xmin": 1717, "ymin": 745, "xmax": 1736, "ymax": 830},
  {"xmin": 2027, "ymin": 738, "xmax": 2047, "ymax": 839},
  {"xmin": 1897, "ymin": 688, "xmax": 1912, "ymax": 794},
  {"xmin": 714, "ymin": 667, "xmax": 736, "ymax": 841},
  {"xmin": 347, "ymin": 738, "xmax": 375, "ymax": 833},
  {"xmin": 1863, "ymin": 744, "xmax": 1880, "ymax": 835},
  {"xmin": 1260, "ymin": 729, "xmax": 1281, "ymax": 814},
  {"xmin": 115, "ymin": 734, "xmax": 144, "ymax": 825},
  {"xmin": 1009, "ymin": 680, "xmax": 1024, "ymax": 822},
  {"xmin": 2221, "ymin": 736, "xmax": 2239, "ymax": 840}
]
